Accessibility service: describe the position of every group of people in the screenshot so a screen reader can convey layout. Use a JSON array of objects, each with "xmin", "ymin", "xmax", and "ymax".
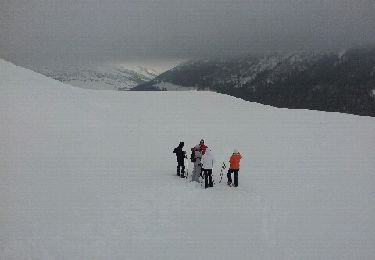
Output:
[{"xmin": 173, "ymin": 139, "xmax": 242, "ymax": 189}]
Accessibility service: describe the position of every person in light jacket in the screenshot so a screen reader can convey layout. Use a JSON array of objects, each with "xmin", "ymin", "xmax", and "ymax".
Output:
[
  {"xmin": 201, "ymin": 149, "xmax": 215, "ymax": 188},
  {"xmin": 191, "ymin": 145, "xmax": 202, "ymax": 182}
]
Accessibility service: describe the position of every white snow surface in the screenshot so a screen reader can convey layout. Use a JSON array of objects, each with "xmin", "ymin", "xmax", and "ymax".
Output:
[{"xmin": 1, "ymin": 59, "xmax": 375, "ymax": 259}]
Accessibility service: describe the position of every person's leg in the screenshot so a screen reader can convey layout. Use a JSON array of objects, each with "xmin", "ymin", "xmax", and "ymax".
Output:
[
  {"xmin": 177, "ymin": 166, "xmax": 180, "ymax": 176},
  {"xmin": 204, "ymin": 169, "xmax": 209, "ymax": 188},
  {"xmin": 208, "ymin": 169, "xmax": 213, "ymax": 187},
  {"xmin": 177, "ymin": 160, "xmax": 185, "ymax": 178},
  {"xmin": 192, "ymin": 162, "xmax": 197, "ymax": 181},
  {"xmin": 233, "ymin": 170, "xmax": 239, "ymax": 186},
  {"xmin": 227, "ymin": 169, "xmax": 233, "ymax": 184},
  {"xmin": 193, "ymin": 162, "xmax": 202, "ymax": 182},
  {"xmin": 180, "ymin": 163, "xmax": 185, "ymax": 178}
]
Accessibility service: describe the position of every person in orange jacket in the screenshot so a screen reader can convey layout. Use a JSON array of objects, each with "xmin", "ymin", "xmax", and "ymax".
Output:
[{"xmin": 227, "ymin": 149, "xmax": 242, "ymax": 187}]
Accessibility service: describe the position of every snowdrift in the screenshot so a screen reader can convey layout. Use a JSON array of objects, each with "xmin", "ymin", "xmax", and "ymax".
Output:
[{"xmin": 1, "ymin": 59, "xmax": 375, "ymax": 259}]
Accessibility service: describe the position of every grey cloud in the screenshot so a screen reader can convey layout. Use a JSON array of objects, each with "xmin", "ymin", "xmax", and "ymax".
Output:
[{"xmin": 1, "ymin": 0, "xmax": 375, "ymax": 66}]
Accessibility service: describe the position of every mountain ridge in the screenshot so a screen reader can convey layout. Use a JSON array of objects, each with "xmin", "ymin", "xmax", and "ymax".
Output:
[{"xmin": 133, "ymin": 47, "xmax": 375, "ymax": 116}]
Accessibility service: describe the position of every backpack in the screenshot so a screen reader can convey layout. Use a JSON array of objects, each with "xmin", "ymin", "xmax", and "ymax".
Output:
[{"xmin": 190, "ymin": 148, "xmax": 196, "ymax": 162}]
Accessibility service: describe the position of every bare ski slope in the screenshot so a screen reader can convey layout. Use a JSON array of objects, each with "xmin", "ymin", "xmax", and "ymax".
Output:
[{"xmin": 1, "ymin": 59, "xmax": 375, "ymax": 259}]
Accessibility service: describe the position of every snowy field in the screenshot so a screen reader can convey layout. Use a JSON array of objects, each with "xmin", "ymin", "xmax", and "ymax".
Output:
[{"xmin": 1, "ymin": 59, "xmax": 375, "ymax": 259}]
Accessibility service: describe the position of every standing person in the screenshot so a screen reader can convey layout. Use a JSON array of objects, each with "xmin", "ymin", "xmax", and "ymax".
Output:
[
  {"xmin": 191, "ymin": 145, "xmax": 202, "ymax": 182},
  {"xmin": 201, "ymin": 149, "xmax": 215, "ymax": 188},
  {"xmin": 190, "ymin": 139, "xmax": 208, "ymax": 182},
  {"xmin": 173, "ymin": 142, "xmax": 186, "ymax": 178},
  {"xmin": 199, "ymin": 139, "xmax": 208, "ymax": 155},
  {"xmin": 227, "ymin": 149, "xmax": 242, "ymax": 187}
]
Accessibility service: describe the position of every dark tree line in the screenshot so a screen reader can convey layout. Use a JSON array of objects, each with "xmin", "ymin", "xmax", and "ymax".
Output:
[{"xmin": 133, "ymin": 48, "xmax": 375, "ymax": 116}]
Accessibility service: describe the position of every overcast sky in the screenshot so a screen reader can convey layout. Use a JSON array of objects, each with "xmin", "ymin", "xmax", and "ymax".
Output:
[{"xmin": 1, "ymin": 0, "xmax": 375, "ymax": 66}]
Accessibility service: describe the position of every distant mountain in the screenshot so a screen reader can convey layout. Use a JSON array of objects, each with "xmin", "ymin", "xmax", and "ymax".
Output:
[
  {"xmin": 133, "ymin": 47, "xmax": 375, "ymax": 116},
  {"xmin": 36, "ymin": 66, "xmax": 158, "ymax": 90}
]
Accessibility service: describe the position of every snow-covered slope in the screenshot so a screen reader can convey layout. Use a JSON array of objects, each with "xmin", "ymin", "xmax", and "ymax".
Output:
[{"xmin": 1, "ymin": 59, "xmax": 375, "ymax": 259}]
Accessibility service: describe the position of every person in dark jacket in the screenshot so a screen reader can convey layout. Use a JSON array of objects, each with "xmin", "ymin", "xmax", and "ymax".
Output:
[{"xmin": 173, "ymin": 142, "xmax": 186, "ymax": 178}]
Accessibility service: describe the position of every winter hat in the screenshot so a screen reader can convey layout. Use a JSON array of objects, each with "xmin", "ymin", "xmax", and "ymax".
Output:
[
  {"xmin": 233, "ymin": 149, "xmax": 238, "ymax": 154},
  {"xmin": 200, "ymin": 139, "xmax": 204, "ymax": 144}
]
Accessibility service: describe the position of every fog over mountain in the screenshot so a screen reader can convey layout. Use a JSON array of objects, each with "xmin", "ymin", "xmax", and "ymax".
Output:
[{"xmin": 1, "ymin": 0, "xmax": 375, "ymax": 67}]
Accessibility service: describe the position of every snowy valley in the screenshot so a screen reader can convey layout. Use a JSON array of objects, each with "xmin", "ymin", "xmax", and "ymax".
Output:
[
  {"xmin": 1, "ymin": 59, "xmax": 375, "ymax": 259},
  {"xmin": 34, "ymin": 65, "xmax": 159, "ymax": 90}
]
